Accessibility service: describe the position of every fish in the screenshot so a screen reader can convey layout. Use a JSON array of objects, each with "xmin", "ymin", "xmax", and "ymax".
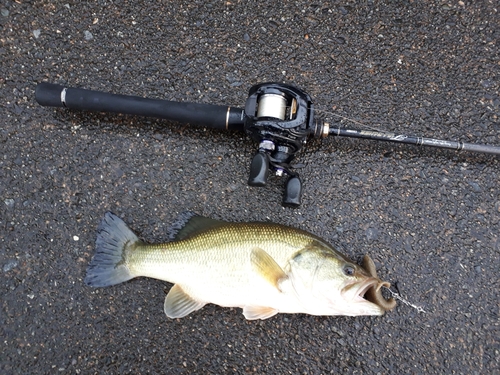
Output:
[{"xmin": 85, "ymin": 212, "xmax": 396, "ymax": 320}]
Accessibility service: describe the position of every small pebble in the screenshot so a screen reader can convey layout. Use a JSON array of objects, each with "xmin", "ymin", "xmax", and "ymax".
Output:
[
  {"xmin": 3, "ymin": 259, "xmax": 18, "ymax": 272},
  {"xmin": 365, "ymin": 227, "xmax": 379, "ymax": 241},
  {"xmin": 84, "ymin": 30, "xmax": 93, "ymax": 40},
  {"xmin": 33, "ymin": 29, "xmax": 41, "ymax": 39},
  {"xmin": 4, "ymin": 198, "xmax": 15, "ymax": 208},
  {"xmin": 1, "ymin": 8, "xmax": 9, "ymax": 17},
  {"xmin": 468, "ymin": 181, "xmax": 481, "ymax": 193}
]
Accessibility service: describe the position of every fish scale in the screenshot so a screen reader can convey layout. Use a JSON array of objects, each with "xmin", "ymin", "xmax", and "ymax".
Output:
[{"xmin": 127, "ymin": 223, "xmax": 311, "ymax": 304}]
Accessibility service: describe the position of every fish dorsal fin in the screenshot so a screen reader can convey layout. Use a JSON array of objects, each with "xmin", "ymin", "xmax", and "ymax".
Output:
[
  {"xmin": 243, "ymin": 305, "xmax": 279, "ymax": 320},
  {"xmin": 164, "ymin": 284, "xmax": 206, "ymax": 319},
  {"xmin": 167, "ymin": 211, "xmax": 227, "ymax": 241},
  {"xmin": 250, "ymin": 247, "xmax": 288, "ymax": 291}
]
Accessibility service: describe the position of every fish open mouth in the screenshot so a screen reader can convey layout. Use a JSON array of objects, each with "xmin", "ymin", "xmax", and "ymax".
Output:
[{"xmin": 355, "ymin": 278, "xmax": 379, "ymax": 302}]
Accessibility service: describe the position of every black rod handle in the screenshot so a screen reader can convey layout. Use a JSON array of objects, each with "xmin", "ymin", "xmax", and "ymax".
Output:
[
  {"xmin": 330, "ymin": 127, "xmax": 500, "ymax": 156},
  {"xmin": 35, "ymin": 82, "xmax": 245, "ymax": 131}
]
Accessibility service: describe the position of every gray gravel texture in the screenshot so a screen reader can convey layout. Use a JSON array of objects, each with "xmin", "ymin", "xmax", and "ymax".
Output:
[{"xmin": 1, "ymin": 1, "xmax": 499, "ymax": 374}]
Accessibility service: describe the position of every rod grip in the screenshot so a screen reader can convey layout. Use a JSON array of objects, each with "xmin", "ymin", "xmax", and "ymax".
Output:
[
  {"xmin": 35, "ymin": 82, "xmax": 66, "ymax": 107},
  {"xmin": 35, "ymin": 83, "xmax": 245, "ymax": 131}
]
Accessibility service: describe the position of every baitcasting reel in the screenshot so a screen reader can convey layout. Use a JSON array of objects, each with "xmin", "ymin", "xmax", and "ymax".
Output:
[
  {"xmin": 243, "ymin": 83, "xmax": 328, "ymax": 206},
  {"xmin": 35, "ymin": 81, "xmax": 500, "ymax": 207}
]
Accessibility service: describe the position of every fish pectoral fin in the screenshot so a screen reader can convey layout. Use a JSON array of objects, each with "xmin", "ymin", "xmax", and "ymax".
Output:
[
  {"xmin": 164, "ymin": 284, "xmax": 206, "ymax": 319},
  {"xmin": 243, "ymin": 305, "xmax": 279, "ymax": 320},
  {"xmin": 250, "ymin": 247, "xmax": 288, "ymax": 291}
]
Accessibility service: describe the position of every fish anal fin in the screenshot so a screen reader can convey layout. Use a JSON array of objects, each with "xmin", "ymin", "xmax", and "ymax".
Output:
[
  {"xmin": 164, "ymin": 284, "xmax": 206, "ymax": 319},
  {"xmin": 250, "ymin": 248, "xmax": 288, "ymax": 291},
  {"xmin": 243, "ymin": 305, "xmax": 279, "ymax": 320}
]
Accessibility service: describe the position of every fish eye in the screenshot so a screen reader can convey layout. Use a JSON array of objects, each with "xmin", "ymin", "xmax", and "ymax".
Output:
[{"xmin": 343, "ymin": 265, "xmax": 355, "ymax": 276}]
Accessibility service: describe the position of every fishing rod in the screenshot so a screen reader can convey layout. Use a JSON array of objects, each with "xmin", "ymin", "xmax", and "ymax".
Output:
[{"xmin": 35, "ymin": 82, "xmax": 500, "ymax": 207}]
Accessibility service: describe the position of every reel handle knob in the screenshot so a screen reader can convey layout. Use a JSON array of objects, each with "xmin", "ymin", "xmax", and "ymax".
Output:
[
  {"xmin": 283, "ymin": 176, "xmax": 302, "ymax": 207},
  {"xmin": 248, "ymin": 152, "xmax": 269, "ymax": 187}
]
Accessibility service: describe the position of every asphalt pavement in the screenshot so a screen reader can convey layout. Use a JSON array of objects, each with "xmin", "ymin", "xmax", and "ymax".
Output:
[{"xmin": 1, "ymin": 1, "xmax": 499, "ymax": 374}]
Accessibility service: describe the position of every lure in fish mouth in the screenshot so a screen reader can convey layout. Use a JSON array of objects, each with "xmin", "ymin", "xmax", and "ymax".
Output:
[
  {"xmin": 85, "ymin": 212, "xmax": 396, "ymax": 320},
  {"xmin": 360, "ymin": 255, "xmax": 397, "ymax": 312}
]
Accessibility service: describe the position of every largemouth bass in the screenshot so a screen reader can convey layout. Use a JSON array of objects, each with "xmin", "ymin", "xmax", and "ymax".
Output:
[{"xmin": 85, "ymin": 212, "xmax": 396, "ymax": 319}]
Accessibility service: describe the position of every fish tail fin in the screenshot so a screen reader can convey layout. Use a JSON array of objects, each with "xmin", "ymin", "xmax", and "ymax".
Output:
[{"xmin": 85, "ymin": 212, "xmax": 141, "ymax": 287}]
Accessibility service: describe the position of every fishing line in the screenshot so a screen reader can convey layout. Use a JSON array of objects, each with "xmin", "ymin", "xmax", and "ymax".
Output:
[
  {"xmin": 313, "ymin": 108, "xmax": 392, "ymax": 134},
  {"xmin": 383, "ymin": 286, "xmax": 427, "ymax": 313}
]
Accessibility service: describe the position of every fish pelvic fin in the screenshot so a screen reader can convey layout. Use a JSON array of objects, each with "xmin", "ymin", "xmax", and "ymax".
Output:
[
  {"xmin": 243, "ymin": 305, "xmax": 279, "ymax": 320},
  {"xmin": 250, "ymin": 247, "xmax": 288, "ymax": 291},
  {"xmin": 84, "ymin": 212, "xmax": 141, "ymax": 287},
  {"xmin": 164, "ymin": 284, "xmax": 206, "ymax": 319}
]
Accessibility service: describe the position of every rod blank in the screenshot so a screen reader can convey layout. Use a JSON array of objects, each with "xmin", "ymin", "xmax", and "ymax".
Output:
[{"xmin": 329, "ymin": 127, "xmax": 500, "ymax": 156}]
